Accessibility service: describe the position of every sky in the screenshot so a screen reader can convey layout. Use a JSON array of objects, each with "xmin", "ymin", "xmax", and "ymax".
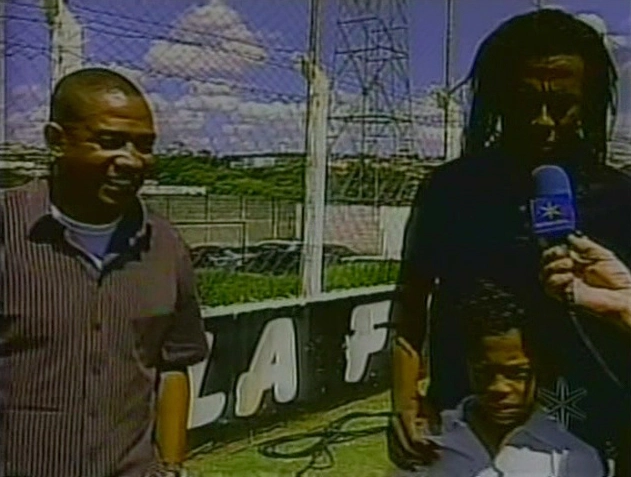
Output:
[{"xmin": 4, "ymin": 0, "xmax": 630, "ymax": 156}]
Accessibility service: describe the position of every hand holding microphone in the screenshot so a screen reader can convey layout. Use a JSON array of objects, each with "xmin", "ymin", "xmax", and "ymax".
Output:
[
  {"xmin": 530, "ymin": 165, "xmax": 631, "ymax": 334},
  {"xmin": 540, "ymin": 233, "xmax": 631, "ymax": 334}
]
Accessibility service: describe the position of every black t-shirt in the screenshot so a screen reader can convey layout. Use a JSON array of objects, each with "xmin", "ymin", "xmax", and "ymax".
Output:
[{"xmin": 401, "ymin": 148, "xmax": 631, "ymax": 450}]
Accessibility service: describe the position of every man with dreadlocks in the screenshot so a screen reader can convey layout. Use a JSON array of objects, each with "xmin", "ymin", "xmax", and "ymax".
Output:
[{"xmin": 389, "ymin": 8, "xmax": 631, "ymax": 476}]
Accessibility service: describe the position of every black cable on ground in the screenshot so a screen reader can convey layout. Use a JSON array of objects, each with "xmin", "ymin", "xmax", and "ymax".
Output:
[{"xmin": 257, "ymin": 411, "xmax": 394, "ymax": 477}]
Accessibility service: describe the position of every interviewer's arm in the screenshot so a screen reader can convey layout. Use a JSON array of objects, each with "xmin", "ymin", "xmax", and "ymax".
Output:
[{"xmin": 156, "ymin": 370, "xmax": 191, "ymax": 466}]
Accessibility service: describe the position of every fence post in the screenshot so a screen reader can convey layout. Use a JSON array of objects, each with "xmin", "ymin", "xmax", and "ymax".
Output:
[
  {"xmin": 271, "ymin": 198, "xmax": 277, "ymax": 239},
  {"xmin": 300, "ymin": 0, "xmax": 328, "ymax": 298},
  {"xmin": 204, "ymin": 192, "xmax": 210, "ymax": 244},
  {"xmin": 240, "ymin": 196, "xmax": 247, "ymax": 246}
]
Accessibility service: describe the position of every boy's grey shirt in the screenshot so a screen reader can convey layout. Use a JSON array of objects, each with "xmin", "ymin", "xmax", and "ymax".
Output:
[{"xmin": 393, "ymin": 396, "xmax": 605, "ymax": 477}]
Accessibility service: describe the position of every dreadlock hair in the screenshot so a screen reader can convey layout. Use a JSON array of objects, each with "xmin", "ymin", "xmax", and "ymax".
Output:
[
  {"xmin": 463, "ymin": 9, "xmax": 618, "ymax": 166},
  {"xmin": 452, "ymin": 280, "xmax": 532, "ymax": 362}
]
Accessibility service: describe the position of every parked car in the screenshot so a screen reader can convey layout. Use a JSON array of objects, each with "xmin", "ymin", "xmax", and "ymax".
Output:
[
  {"xmin": 190, "ymin": 244, "xmax": 245, "ymax": 272},
  {"xmin": 242, "ymin": 240, "xmax": 358, "ymax": 275}
]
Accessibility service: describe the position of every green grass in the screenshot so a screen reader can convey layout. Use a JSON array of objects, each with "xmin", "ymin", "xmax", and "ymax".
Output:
[
  {"xmin": 185, "ymin": 392, "xmax": 398, "ymax": 477},
  {"xmin": 196, "ymin": 262, "xmax": 400, "ymax": 307}
]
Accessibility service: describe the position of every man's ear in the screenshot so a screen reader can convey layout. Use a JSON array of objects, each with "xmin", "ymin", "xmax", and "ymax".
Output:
[{"xmin": 44, "ymin": 122, "xmax": 66, "ymax": 157}]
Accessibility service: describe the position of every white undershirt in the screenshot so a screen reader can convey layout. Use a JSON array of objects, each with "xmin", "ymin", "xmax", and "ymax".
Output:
[{"xmin": 51, "ymin": 204, "xmax": 122, "ymax": 269}]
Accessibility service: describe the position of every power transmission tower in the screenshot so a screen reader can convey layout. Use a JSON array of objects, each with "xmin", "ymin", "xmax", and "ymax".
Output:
[{"xmin": 328, "ymin": 0, "xmax": 416, "ymax": 205}]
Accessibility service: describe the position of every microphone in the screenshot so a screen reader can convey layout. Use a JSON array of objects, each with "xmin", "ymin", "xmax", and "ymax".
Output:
[
  {"xmin": 530, "ymin": 166, "xmax": 624, "ymax": 388},
  {"xmin": 529, "ymin": 165, "xmax": 576, "ymax": 247}
]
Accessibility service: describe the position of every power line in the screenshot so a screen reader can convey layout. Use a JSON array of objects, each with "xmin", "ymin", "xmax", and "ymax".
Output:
[
  {"xmin": 5, "ymin": 41, "xmax": 307, "ymax": 103},
  {"xmin": 4, "ymin": 12, "xmax": 300, "ymax": 75},
  {"xmin": 9, "ymin": 0, "xmax": 299, "ymax": 56}
]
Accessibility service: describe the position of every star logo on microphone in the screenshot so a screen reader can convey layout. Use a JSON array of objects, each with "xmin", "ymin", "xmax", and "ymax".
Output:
[
  {"xmin": 539, "ymin": 202, "xmax": 563, "ymax": 221},
  {"xmin": 530, "ymin": 194, "xmax": 576, "ymax": 237}
]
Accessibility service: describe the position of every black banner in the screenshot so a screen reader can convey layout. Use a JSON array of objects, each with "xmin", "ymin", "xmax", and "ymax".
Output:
[{"xmin": 187, "ymin": 287, "xmax": 394, "ymax": 447}]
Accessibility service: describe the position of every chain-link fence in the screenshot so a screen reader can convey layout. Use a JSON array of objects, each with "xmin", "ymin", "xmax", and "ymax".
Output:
[{"xmin": 3, "ymin": 0, "xmax": 629, "ymax": 306}]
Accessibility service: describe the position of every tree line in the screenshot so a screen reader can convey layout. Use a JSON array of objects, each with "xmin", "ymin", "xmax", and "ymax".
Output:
[{"xmin": 153, "ymin": 153, "xmax": 427, "ymax": 205}]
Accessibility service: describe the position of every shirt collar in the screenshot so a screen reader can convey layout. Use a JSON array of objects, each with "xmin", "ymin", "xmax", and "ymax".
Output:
[
  {"xmin": 442, "ymin": 396, "xmax": 567, "ymax": 450},
  {"xmin": 26, "ymin": 178, "xmax": 152, "ymax": 249}
]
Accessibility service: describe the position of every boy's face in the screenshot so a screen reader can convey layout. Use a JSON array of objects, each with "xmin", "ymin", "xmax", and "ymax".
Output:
[{"xmin": 468, "ymin": 328, "xmax": 536, "ymax": 427}]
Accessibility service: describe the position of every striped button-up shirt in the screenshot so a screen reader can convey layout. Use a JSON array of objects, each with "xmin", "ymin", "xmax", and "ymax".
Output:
[{"xmin": 0, "ymin": 179, "xmax": 209, "ymax": 477}]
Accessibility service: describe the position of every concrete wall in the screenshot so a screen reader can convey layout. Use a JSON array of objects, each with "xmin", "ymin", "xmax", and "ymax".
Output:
[
  {"xmin": 143, "ymin": 194, "xmax": 297, "ymax": 247},
  {"xmin": 144, "ymin": 194, "xmax": 412, "ymax": 257}
]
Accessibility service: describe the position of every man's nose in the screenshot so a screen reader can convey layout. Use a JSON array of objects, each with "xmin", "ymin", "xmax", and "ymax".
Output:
[
  {"xmin": 532, "ymin": 103, "xmax": 555, "ymax": 128},
  {"xmin": 115, "ymin": 142, "xmax": 148, "ymax": 171},
  {"xmin": 488, "ymin": 374, "xmax": 512, "ymax": 393}
]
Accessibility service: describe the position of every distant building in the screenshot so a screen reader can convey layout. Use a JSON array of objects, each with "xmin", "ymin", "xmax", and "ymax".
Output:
[
  {"xmin": 223, "ymin": 152, "xmax": 301, "ymax": 169},
  {"xmin": 139, "ymin": 182, "xmax": 207, "ymax": 196}
]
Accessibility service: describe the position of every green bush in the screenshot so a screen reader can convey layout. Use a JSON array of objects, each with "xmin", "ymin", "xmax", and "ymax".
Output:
[
  {"xmin": 325, "ymin": 261, "xmax": 400, "ymax": 290},
  {"xmin": 195, "ymin": 261, "xmax": 400, "ymax": 307}
]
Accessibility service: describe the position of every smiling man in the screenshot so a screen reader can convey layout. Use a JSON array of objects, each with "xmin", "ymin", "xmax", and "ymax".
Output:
[{"xmin": 0, "ymin": 68, "xmax": 209, "ymax": 477}]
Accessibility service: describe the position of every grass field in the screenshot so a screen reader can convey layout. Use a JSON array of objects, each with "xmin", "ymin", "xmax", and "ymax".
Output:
[
  {"xmin": 185, "ymin": 392, "xmax": 400, "ymax": 477},
  {"xmin": 196, "ymin": 262, "xmax": 400, "ymax": 306}
]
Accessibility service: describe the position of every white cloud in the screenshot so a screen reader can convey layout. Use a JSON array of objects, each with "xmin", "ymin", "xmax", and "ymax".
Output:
[
  {"xmin": 187, "ymin": 80, "xmax": 235, "ymax": 96},
  {"xmin": 577, "ymin": 13, "xmax": 608, "ymax": 36},
  {"xmin": 10, "ymin": 84, "xmax": 47, "ymax": 107},
  {"xmin": 92, "ymin": 63, "xmax": 159, "ymax": 92},
  {"xmin": 6, "ymin": 77, "xmax": 466, "ymax": 158},
  {"xmin": 610, "ymin": 35, "xmax": 630, "ymax": 49},
  {"xmin": 144, "ymin": 0, "xmax": 267, "ymax": 77},
  {"xmin": 175, "ymin": 93, "xmax": 241, "ymax": 114},
  {"xmin": 217, "ymin": 100, "xmax": 307, "ymax": 153},
  {"xmin": 146, "ymin": 92, "xmax": 209, "ymax": 149},
  {"xmin": 576, "ymin": 12, "xmax": 630, "ymax": 57},
  {"xmin": 7, "ymin": 105, "xmax": 48, "ymax": 145}
]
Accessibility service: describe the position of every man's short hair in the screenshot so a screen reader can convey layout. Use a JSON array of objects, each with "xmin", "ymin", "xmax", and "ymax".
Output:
[
  {"xmin": 50, "ymin": 67, "xmax": 145, "ymax": 125},
  {"xmin": 463, "ymin": 8, "xmax": 618, "ymax": 163}
]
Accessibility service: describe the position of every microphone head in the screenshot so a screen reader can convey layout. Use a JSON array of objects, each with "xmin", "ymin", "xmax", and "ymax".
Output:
[
  {"xmin": 530, "ymin": 165, "xmax": 576, "ymax": 241},
  {"xmin": 532, "ymin": 165, "xmax": 572, "ymax": 195}
]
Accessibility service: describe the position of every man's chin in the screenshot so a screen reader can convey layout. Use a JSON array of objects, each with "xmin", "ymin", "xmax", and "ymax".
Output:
[{"xmin": 98, "ymin": 187, "xmax": 137, "ymax": 209}]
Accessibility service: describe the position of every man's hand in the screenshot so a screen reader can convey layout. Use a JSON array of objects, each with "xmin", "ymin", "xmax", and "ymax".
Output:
[
  {"xmin": 540, "ymin": 234, "xmax": 631, "ymax": 332},
  {"xmin": 390, "ymin": 337, "xmax": 441, "ymax": 468},
  {"xmin": 390, "ymin": 400, "xmax": 441, "ymax": 467}
]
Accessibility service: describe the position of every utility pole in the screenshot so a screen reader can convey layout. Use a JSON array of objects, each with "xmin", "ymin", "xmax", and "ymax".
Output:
[
  {"xmin": 0, "ymin": 0, "xmax": 6, "ymax": 145},
  {"xmin": 300, "ymin": 0, "xmax": 329, "ymax": 298},
  {"xmin": 44, "ymin": 0, "xmax": 84, "ymax": 91},
  {"xmin": 443, "ymin": 0, "xmax": 454, "ymax": 161},
  {"xmin": 43, "ymin": 0, "xmax": 60, "ymax": 94}
]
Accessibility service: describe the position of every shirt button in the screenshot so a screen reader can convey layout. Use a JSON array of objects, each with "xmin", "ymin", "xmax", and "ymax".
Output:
[{"xmin": 92, "ymin": 321, "xmax": 102, "ymax": 331}]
